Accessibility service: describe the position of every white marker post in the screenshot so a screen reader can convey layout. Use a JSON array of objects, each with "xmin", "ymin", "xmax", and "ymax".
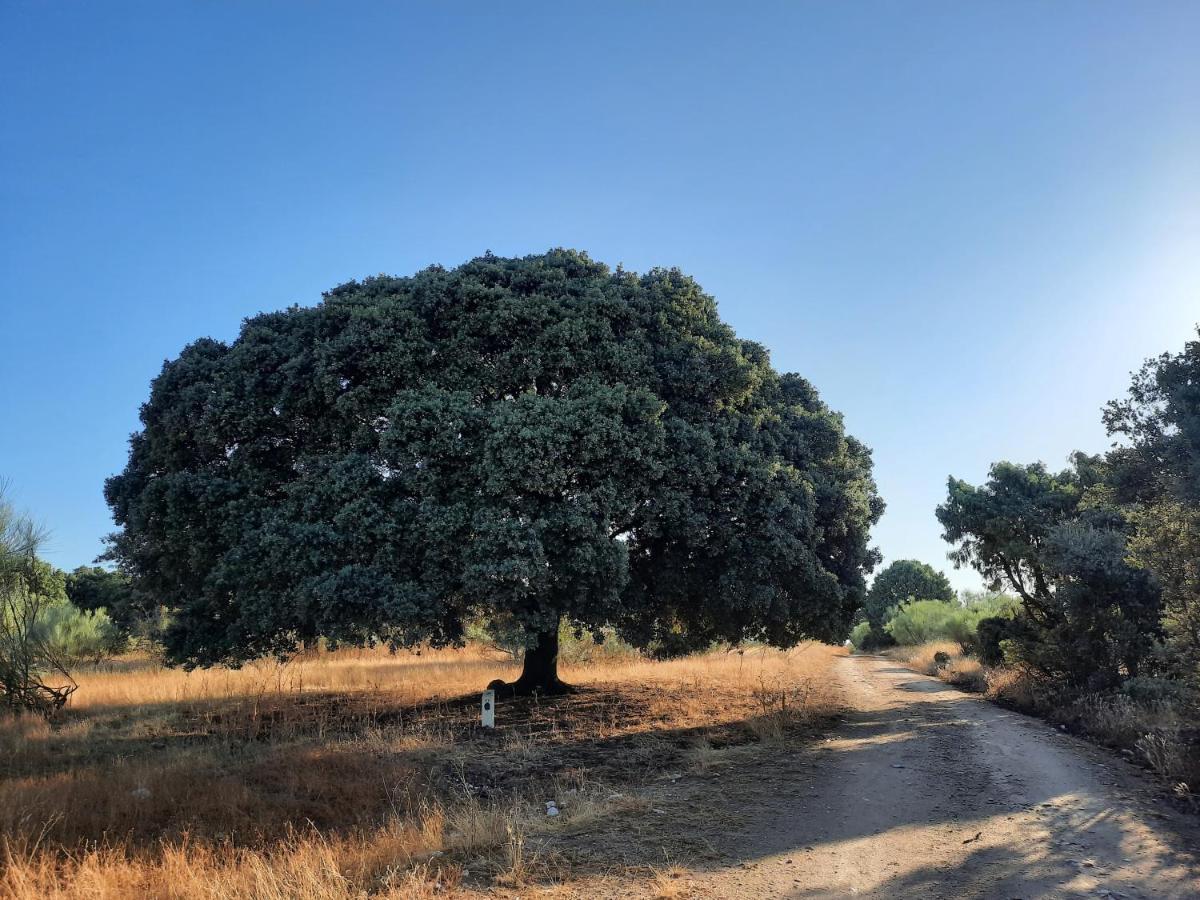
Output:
[{"xmin": 481, "ymin": 689, "xmax": 496, "ymax": 729}]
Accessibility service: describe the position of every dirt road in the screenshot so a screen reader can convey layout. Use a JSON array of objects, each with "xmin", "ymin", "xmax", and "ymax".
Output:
[{"xmin": 691, "ymin": 654, "xmax": 1200, "ymax": 899}]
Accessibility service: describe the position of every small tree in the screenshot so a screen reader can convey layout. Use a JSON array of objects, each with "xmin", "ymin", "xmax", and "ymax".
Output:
[
  {"xmin": 105, "ymin": 251, "xmax": 884, "ymax": 693},
  {"xmin": 863, "ymin": 559, "xmax": 954, "ymax": 639},
  {"xmin": 0, "ymin": 487, "xmax": 77, "ymax": 713}
]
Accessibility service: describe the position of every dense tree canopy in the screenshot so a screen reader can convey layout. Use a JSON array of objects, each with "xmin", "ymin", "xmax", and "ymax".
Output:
[
  {"xmin": 1103, "ymin": 326, "xmax": 1200, "ymax": 506},
  {"xmin": 105, "ymin": 250, "xmax": 883, "ymax": 691},
  {"xmin": 937, "ymin": 455, "xmax": 1161, "ymax": 687},
  {"xmin": 1104, "ymin": 326, "xmax": 1200, "ymax": 671},
  {"xmin": 65, "ymin": 566, "xmax": 150, "ymax": 638},
  {"xmin": 864, "ymin": 559, "xmax": 954, "ymax": 630}
]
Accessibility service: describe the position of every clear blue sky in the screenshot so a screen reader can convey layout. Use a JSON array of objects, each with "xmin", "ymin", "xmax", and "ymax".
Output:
[{"xmin": 2, "ymin": 2, "xmax": 1198, "ymax": 591}]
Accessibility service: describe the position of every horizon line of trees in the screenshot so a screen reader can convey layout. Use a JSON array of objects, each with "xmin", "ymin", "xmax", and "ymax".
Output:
[{"xmin": 4, "ymin": 264, "xmax": 1195, "ymax": 708}]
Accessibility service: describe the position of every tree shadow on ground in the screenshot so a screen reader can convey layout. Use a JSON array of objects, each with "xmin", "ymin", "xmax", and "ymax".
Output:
[
  {"xmin": 0, "ymin": 681, "xmax": 837, "ymax": 852},
  {"xmin": 895, "ymin": 679, "xmax": 958, "ymax": 693},
  {"xmin": 4, "ymin": 667, "xmax": 1199, "ymax": 898},
  {"xmin": 599, "ymin": 676, "xmax": 1200, "ymax": 899}
]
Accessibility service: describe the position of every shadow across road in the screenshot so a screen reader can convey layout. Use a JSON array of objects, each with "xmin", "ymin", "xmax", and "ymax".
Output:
[{"xmin": 671, "ymin": 655, "xmax": 1200, "ymax": 899}]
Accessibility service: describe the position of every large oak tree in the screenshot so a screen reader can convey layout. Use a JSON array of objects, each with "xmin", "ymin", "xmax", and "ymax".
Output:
[{"xmin": 106, "ymin": 251, "xmax": 883, "ymax": 693}]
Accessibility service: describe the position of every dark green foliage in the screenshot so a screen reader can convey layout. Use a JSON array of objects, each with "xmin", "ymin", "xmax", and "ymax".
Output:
[
  {"xmin": 1104, "ymin": 327, "xmax": 1200, "ymax": 673},
  {"xmin": 864, "ymin": 559, "xmax": 954, "ymax": 630},
  {"xmin": 64, "ymin": 566, "xmax": 126, "ymax": 617},
  {"xmin": 1119, "ymin": 675, "xmax": 1194, "ymax": 706},
  {"xmin": 855, "ymin": 627, "xmax": 896, "ymax": 652},
  {"xmin": 847, "ymin": 620, "xmax": 872, "ymax": 650},
  {"xmin": 645, "ymin": 624, "xmax": 708, "ymax": 660},
  {"xmin": 938, "ymin": 329, "xmax": 1200, "ymax": 691},
  {"xmin": 65, "ymin": 566, "xmax": 152, "ymax": 641},
  {"xmin": 974, "ymin": 615, "xmax": 1013, "ymax": 666},
  {"xmin": 1103, "ymin": 325, "xmax": 1200, "ymax": 508},
  {"xmin": 105, "ymin": 251, "xmax": 883, "ymax": 689},
  {"xmin": 937, "ymin": 455, "xmax": 1161, "ymax": 689}
]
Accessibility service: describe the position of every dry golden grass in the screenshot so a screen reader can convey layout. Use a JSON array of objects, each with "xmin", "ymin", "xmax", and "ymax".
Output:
[
  {"xmin": 648, "ymin": 862, "xmax": 691, "ymax": 899},
  {"xmin": 892, "ymin": 641, "xmax": 987, "ymax": 692},
  {"xmin": 0, "ymin": 641, "xmax": 844, "ymax": 898},
  {"xmin": 892, "ymin": 639, "xmax": 959, "ymax": 676},
  {"xmin": 941, "ymin": 657, "xmax": 986, "ymax": 692},
  {"xmin": 63, "ymin": 643, "xmax": 521, "ymax": 712}
]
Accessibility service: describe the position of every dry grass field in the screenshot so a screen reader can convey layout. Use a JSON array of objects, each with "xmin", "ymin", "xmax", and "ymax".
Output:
[{"xmin": 0, "ymin": 642, "xmax": 845, "ymax": 899}]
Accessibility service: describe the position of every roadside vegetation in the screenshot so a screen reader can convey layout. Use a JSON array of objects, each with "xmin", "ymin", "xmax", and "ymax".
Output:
[
  {"xmin": 1, "ymin": 489, "xmax": 125, "ymax": 714},
  {"xmin": 936, "ymin": 329, "xmax": 1200, "ymax": 800},
  {"xmin": 892, "ymin": 637, "xmax": 1199, "ymax": 801},
  {"xmin": 855, "ymin": 588, "xmax": 1199, "ymax": 798},
  {"xmin": 849, "ymin": 329, "xmax": 1200, "ymax": 804}
]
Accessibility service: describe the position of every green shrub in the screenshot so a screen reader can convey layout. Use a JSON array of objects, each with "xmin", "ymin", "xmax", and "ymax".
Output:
[
  {"xmin": 848, "ymin": 621, "xmax": 872, "ymax": 650},
  {"xmin": 3, "ymin": 553, "xmax": 122, "ymax": 710},
  {"xmin": 848, "ymin": 618, "xmax": 895, "ymax": 652},
  {"xmin": 959, "ymin": 590, "xmax": 1021, "ymax": 616},
  {"xmin": 466, "ymin": 615, "xmax": 645, "ymax": 664},
  {"xmin": 560, "ymin": 624, "xmax": 643, "ymax": 664},
  {"xmin": 65, "ymin": 566, "xmax": 158, "ymax": 642},
  {"xmin": 1119, "ymin": 676, "xmax": 1195, "ymax": 706},
  {"xmin": 886, "ymin": 597, "xmax": 1021, "ymax": 654},
  {"xmin": 975, "ymin": 615, "xmax": 1014, "ymax": 666},
  {"xmin": 886, "ymin": 600, "xmax": 975, "ymax": 650},
  {"xmin": 36, "ymin": 601, "xmax": 124, "ymax": 662},
  {"xmin": 464, "ymin": 614, "xmax": 526, "ymax": 660}
]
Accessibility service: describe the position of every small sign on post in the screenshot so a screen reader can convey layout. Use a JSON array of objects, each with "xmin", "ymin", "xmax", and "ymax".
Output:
[{"xmin": 481, "ymin": 689, "xmax": 495, "ymax": 728}]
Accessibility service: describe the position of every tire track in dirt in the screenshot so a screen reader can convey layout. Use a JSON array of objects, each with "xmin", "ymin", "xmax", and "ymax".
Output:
[{"xmin": 690, "ymin": 654, "xmax": 1200, "ymax": 899}]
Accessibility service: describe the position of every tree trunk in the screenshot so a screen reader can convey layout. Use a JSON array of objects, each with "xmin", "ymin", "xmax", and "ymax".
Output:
[{"xmin": 490, "ymin": 624, "xmax": 573, "ymax": 696}]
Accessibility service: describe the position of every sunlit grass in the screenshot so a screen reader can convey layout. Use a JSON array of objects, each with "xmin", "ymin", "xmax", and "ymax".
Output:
[{"xmin": 0, "ymin": 641, "xmax": 845, "ymax": 898}]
